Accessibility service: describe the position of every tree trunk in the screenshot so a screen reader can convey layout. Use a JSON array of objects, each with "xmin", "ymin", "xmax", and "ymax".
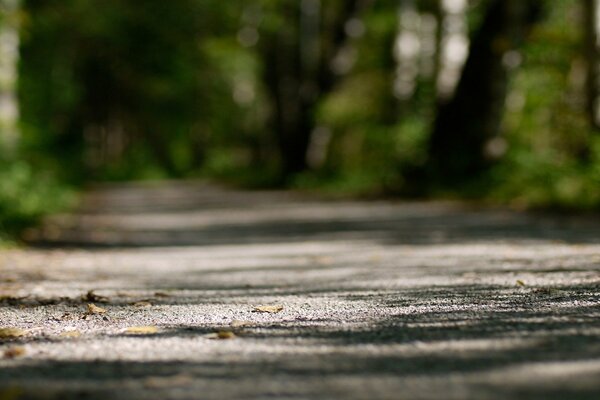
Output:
[
  {"xmin": 260, "ymin": 0, "xmax": 369, "ymax": 180},
  {"xmin": 0, "ymin": 0, "xmax": 21, "ymax": 154},
  {"xmin": 261, "ymin": 3, "xmax": 305, "ymax": 177},
  {"xmin": 427, "ymin": 0, "xmax": 542, "ymax": 186},
  {"xmin": 435, "ymin": 0, "xmax": 469, "ymax": 100}
]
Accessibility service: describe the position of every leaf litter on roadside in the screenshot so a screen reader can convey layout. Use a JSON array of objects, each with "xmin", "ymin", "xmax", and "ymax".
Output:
[
  {"xmin": 86, "ymin": 303, "xmax": 107, "ymax": 314},
  {"xmin": 0, "ymin": 328, "xmax": 28, "ymax": 339},
  {"xmin": 205, "ymin": 330, "xmax": 236, "ymax": 340},
  {"xmin": 125, "ymin": 326, "xmax": 159, "ymax": 335},
  {"xmin": 253, "ymin": 305, "xmax": 283, "ymax": 313},
  {"xmin": 3, "ymin": 346, "xmax": 26, "ymax": 359}
]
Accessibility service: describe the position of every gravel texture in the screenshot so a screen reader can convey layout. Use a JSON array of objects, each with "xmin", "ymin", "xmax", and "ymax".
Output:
[{"xmin": 1, "ymin": 182, "xmax": 599, "ymax": 399}]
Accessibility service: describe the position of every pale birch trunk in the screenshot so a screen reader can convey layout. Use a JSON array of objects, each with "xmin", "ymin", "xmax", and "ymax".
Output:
[
  {"xmin": 583, "ymin": 0, "xmax": 600, "ymax": 130},
  {"xmin": 0, "ymin": 0, "xmax": 20, "ymax": 153}
]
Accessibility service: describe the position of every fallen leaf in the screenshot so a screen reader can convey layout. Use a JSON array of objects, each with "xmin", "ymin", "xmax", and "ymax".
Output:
[
  {"xmin": 60, "ymin": 330, "xmax": 81, "ymax": 338},
  {"xmin": 87, "ymin": 303, "xmax": 107, "ymax": 314},
  {"xmin": 217, "ymin": 330, "xmax": 236, "ymax": 339},
  {"xmin": 4, "ymin": 346, "xmax": 25, "ymax": 359},
  {"xmin": 154, "ymin": 292, "xmax": 171, "ymax": 298},
  {"xmin": 132, "ymin": 301, "xmax": 152, "ymax": 308},
  {"xmin": 125, "ymin": 326, "xmax": 158, "ymax": 335},
  {"xmin": 516, "ymin": 280, "xmax": 526, "ymax": 287},
  {"xmin": 82, "ymin": 290, "xmax": 109, "ymax": 303},
  {"xmin": 253, "ymin": 305, "xmax": 283, "ymax": 313},
  {"xmin": 0, "ymin": 328, "xmax": 27, "ymax": 338},
  {"xmin": 205, "ymin": 330, "xmax": 236, "ymax": 340}
]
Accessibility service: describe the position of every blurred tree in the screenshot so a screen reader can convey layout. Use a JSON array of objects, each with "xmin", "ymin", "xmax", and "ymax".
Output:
[
  {"xmin": 1, "ymin": 1, "xmax": 71, "ymax": 237},
  {"xmin": 19, "ymin": 0, "xmax": 243, "ymax": 181},
  {"xmin": 427, "ymin": 0, "xmax": 543, "ymax": 186},
  {"xmin": 0, "ymin": 0, "xmax": 20, "ymax": 153},
  {"xmin": 7, "ymin": 0, "xmax": 599, "ymax": 212},
  {"xmin": 258, "ymin": 0, "xmax": 372, "ymax": 180},
  {"xmin": 434, "ymin": 0, "xmax": 469, "ymax": 101},
  {"xmin": 583, "ymin": 0, "xmax": 600, "ymax": 132}
]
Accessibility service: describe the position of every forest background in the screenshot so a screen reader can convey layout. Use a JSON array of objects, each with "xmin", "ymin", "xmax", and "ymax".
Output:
[{"xmin": 1, "ymin": 0, "xmax": 599, "ymax": 240}]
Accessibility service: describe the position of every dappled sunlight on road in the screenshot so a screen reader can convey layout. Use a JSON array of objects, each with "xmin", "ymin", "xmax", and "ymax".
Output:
[{"xmin": 1, "ymin": 182, "xmax": 600, "ymax": 399}]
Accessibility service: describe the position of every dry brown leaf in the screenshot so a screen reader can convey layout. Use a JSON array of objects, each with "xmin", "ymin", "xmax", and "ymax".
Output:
[
  {"xmin": 0, "ymin": 328, "xmax": 27, "ymax": 338},
  {"xmin": 217, "ymin": 330, "xmax": 236, "ymax": 339},
  {"xmin": 154, "ymin": 292, "xmax": 171, "ymax": 298},
  {"xmin": 132, "ymin": 301, "xmax": 152, "ymax": 308},
  {"xmin": 4, "ymin": 346, "xmax": 25, "ymax": 359},
  {"xmin": 60, "ymin": 330, "xmax": 81, "ymax": 338},
  {"xmin": 253, "ymin": 305, "xmax": 283, "ymax": 313},
  {"xmin": 205, "ymin": 330, "xmax": 236, "ymax": 340},
  {"xmin": 87, "ymin": 303, "xmax": 107, "ymax": 314},
  {"xmin": 125, "ymin": 326, "xmax": 158, "ymax": 335},
  {"xmin": 516, "ymin": 280, "xmax": 526, "ymax": 287}
]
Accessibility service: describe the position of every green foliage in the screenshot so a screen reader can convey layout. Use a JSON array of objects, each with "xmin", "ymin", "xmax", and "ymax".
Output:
[
  {"xmin": 313, "ymin": 1, "xmax": 434, "ymax": 195},
  {"xmin": 489, "ymin": 0, "xmax": 600, "ymax": 209},
  {"xmin": 0, "ymin": 0, "xmax": 597, "ymax": 239},
  {"xmin": 490, "ymin": 142, "xmax": 600, "ymax": 209},
  {"xmin": 19, "ymin": 0, "xmax": 248, "ymax": 181},
  {"xmin": 0, "ymin": 160, "xmax": 73, "ymax": 242}
]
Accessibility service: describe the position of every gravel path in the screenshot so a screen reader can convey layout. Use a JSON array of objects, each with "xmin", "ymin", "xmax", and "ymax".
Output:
[{"xmin": 1, "ymin": 182, "xmax": 599, "ymax": 399}]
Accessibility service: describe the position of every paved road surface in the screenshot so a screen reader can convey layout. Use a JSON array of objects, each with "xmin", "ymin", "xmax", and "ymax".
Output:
[{"xmin": 1, "ymin": 182, "xmax": 599, "ymax": 399}]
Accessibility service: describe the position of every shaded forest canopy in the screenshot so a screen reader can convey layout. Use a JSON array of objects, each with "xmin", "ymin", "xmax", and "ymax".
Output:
[{"xmin": 1, "ymin": 0, "xmax": 600, "ymax": 236}]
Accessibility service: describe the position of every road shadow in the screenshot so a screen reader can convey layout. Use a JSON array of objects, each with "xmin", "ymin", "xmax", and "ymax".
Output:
[
  {"xmin": 26, "ymin": 183, "xmax": 600, "ymax": 248},
  {"xmin": 2, "ymin": 283, "xmax": 600, "ymax": 399}
]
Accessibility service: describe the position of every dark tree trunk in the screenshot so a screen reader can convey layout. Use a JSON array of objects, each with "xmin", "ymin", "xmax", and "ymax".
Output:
[
  {"xmin": 261, "ymin": 3, "xmax": 309, "ymax": 176},
  {"xmin": 427, "ymin": 0, "xmax": 542, "ymax": 186},
  {"xmin": 260, "ymin": 0, "xmax": 369, "ymax": 180}
]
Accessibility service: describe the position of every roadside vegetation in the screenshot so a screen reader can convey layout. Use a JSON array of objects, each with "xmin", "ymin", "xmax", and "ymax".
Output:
[{"xmin": 1, "ymin": 0, "xmax": 599, "ymax": 243}]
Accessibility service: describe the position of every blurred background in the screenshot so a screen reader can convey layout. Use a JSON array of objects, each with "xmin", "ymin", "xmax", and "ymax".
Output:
[{"xmin": 1, "ymin": 0, "xmax": 599, "ymax": 238}]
